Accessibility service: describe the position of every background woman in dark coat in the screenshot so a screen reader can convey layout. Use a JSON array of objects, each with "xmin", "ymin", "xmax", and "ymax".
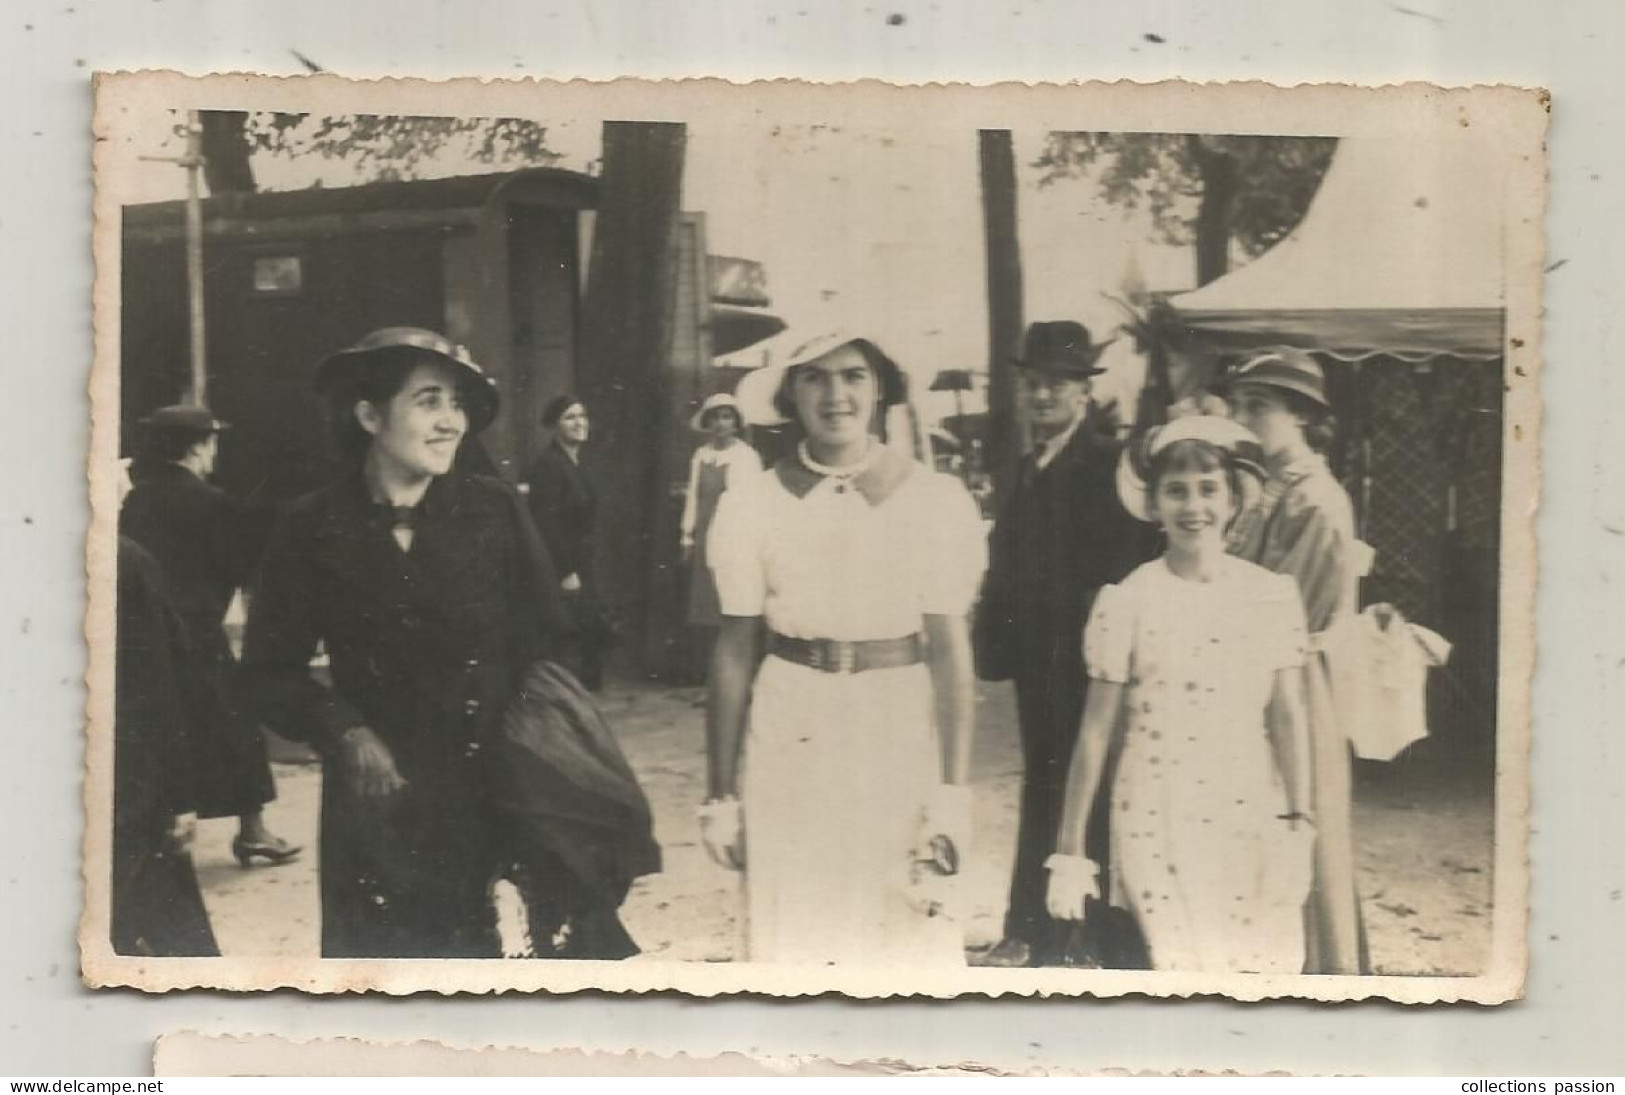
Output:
[
  {"xmin": 525, "ymin": 394, "xmax": 609, "ymax": 691},
  {"xmin": 120, "ymin": 405, "xmax": 296, "ymax": 867},
  {"xmin": 239, "ymin": 328, "xmax": 568, "ymax": 957}
]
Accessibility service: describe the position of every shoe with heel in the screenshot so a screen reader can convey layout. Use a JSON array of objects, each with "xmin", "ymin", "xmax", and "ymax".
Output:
[{"xmin": 232, "ymin": 834, "xmax": 302, "ymax": 868}]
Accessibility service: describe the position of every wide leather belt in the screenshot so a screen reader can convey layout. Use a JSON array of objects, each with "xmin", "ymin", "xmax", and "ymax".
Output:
[{"xmin": 768, "ymin": 632, "xmax": 924, "ymax": 674}]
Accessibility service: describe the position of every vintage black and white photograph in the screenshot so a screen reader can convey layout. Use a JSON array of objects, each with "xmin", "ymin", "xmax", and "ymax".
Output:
[{"xmin": 83, "ymin": 73, "xmax": 1542, "ymax": 1001}]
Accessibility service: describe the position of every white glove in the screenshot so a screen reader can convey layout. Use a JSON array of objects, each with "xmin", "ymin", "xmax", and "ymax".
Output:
[
  {"xmin": 1044, "ymin": 853, "xmax": 1101, "ymax": 922},
  {"xmin": 697, "ymin": 797, "xmax": 745, "ymax": 871},
  {"xmin": 917, "ymin": 783, "xmax": 974, "ymax": 875}
]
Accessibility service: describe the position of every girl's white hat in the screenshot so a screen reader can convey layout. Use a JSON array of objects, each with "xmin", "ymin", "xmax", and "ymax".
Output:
[
  {"xmin": 1116, "ymin": 414, "xmax": 1267, "ymax": 521},
  {"xmin": 689, "ymin": 392, "xmax": 744, "ymax": 432}
]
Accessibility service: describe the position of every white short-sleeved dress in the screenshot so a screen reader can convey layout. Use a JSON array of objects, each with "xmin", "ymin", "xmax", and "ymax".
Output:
[
  {"xmin": 707, "ymin": 449, "xmax": 987, "ymax": 966},
  {"xmin": 1084, "ymin": 555, "xmax": 1316, "ymax": 974}
]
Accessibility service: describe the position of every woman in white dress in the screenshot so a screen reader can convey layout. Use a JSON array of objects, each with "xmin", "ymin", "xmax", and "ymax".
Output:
[
  {"xmin": 1046, "ymin": 416, "xmax": 1317, "ymax": 974},
  {"xmin": 699, "ymin": 332, "xmax": 987, "ymax": 967}
]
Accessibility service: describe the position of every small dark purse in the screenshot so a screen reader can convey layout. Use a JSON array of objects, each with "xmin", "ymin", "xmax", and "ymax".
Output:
[{"xmin": 1056, "ymin": 895, "xmax": 1151, "ymax": 970}]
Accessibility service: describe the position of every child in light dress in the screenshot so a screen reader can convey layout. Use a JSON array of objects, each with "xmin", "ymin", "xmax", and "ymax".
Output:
[{"xmin": 1046, "ymin": 415, "xmax": 1317, "ymax": 974}]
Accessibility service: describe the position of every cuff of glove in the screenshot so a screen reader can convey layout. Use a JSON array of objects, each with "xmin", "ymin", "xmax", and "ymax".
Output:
[
  {"xmin": 1044, "ymin": 853, "xmax": 1101, "ymax": 883},
  {"xmin": 696, "ymin": 796, "xmax": 740, "ymax": 823}
]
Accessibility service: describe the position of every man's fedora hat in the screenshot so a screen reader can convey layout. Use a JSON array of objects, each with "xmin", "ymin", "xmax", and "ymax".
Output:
[
  {"xmin": 315, "ymin": 326, "xmax": 500, "ymax": 433},
  {"xmin": 1219, "ymin": 347, "xmax": 1330, "ymax": 409},
  {"xmin": 1012, "ymin": 320, "xmax": 1115, "ymax": 379},
  {"xmin": 138, "ymin": 404, "xmax": 229, "ymax": 434}
]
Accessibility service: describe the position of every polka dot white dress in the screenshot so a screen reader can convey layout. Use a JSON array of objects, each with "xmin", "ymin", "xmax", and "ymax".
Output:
[{"xmin": 1085, "ymin": 556, "xmax": 1316, "ymax": 974}]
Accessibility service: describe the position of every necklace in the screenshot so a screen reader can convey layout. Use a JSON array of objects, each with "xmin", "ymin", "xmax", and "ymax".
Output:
[{"xmin": 798, "ymin": 438, "xmax": 879, "ymax": 482}]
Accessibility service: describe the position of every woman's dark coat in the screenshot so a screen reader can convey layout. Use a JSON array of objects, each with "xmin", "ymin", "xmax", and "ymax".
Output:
[
  {"xmin": 525, "ymin": 441, "xmax": 610, "ymax": 688},
  {"xmin": 120, "ymin": 462, "xmax": 274, "ymax": 818},
  {"xmin": 112, "ymin": 537, "xmax": 219, "ymax": 957},
  {"xmin": 240, "ymin": 471, "xmax": 570, "ymax": 957},
  {"xmin": 525, "ymin": 441, "xmax": 598, "ymax": 585},
  {"xmin": 492, "ymin": 661, "xmax": 662, "ymax": 958}
]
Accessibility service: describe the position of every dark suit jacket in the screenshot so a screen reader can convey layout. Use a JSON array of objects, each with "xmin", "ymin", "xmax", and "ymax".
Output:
[
  {"xmin": 974, "ymin": 410, "xmax": 1154, "ymax": 682},
  {"xmin": 525, "ymin": 442, "xmax": 598, "ymax": 584}
]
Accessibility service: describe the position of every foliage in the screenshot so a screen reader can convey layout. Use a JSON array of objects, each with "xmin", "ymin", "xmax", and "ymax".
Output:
[
  {"xmin": 197, "ymin": 111, "xmax": 563, "ymax": 190},
  {"xmin": 1033, "ymin": 133, "xmax": 1337, "ymax": 258},
  {"xmin": 251, "ymin": 113, "xmax": 563, "ymax": 180}
]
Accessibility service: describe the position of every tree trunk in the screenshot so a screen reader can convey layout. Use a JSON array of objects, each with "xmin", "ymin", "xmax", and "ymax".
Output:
[
  {"xmin": 576, "ymin": 121, "xmax": 687, "ymax": 679},
  {"xmin": 198, "ymin": 111, "xmax": 257, "ymax": 195},
  {"xmin": 978, "ymin": 130, "xmax": 1026, "ymax": 507},
  {"xmin": 1188, "ymin": 135, "xmax": 1236, "ymax": 287}
]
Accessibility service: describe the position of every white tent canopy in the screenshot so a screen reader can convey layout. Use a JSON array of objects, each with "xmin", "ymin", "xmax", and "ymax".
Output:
[{"xmin": 1169, "ymin": 133, "xmax": 1508, "ymax": 362}]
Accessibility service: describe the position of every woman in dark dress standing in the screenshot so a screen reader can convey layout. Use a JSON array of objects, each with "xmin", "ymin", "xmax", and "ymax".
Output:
[
  {"xmin": 239, "ymin": 328, "xmax": 571, "ymax": 958},
  {"xmin": 525, "ymin": 395, "xmax": 608, "ymax": 691}
]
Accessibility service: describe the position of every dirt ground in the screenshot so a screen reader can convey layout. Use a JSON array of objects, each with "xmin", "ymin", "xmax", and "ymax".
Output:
[{"xmin": 194, "ymin": 678, "xmax": 1494, "ymax": 975}]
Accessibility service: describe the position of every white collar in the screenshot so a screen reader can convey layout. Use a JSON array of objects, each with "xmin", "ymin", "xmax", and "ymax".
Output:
[
  {"xmin": 1034, "ymin": 414, "xmax": 1084, "ymax": 470},
  {"xmin": 797, "ymin": 438, "xmax": 880, "ymax": 480}
]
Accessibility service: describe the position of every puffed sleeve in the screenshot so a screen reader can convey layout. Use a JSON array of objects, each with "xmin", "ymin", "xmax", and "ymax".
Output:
[
  {"xmin": 1083, "ymin": 582, "xmax": 1133, "ymax": 684},
  {"xmin": 706, "ymin": 477, "xmax": 767, "ymax": 617},
  {"xmin": 1262, "ymin": 573, "xmax": 1310, "ymax": 671},
  {"xmin": 917, "ymin": 472, "xmax": 989, "ymax": 616}
]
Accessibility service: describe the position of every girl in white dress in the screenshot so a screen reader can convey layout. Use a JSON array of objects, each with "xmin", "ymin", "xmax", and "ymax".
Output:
[
  {"xmin": 680, "ymin": 393, "xmax": 763, "ymax": 628},
  {"xmin": 1046, "ymin": 416, "xmax": 1317, "ymax": 974},
  {"xmin": 699, "ymin": 332, "xmax": 987, "ymax": 967}
]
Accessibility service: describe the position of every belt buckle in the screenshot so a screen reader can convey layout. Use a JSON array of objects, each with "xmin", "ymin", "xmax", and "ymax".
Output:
[{"xmin": 815, "ymin": 639, "xmax": 857, "ymax": 674}]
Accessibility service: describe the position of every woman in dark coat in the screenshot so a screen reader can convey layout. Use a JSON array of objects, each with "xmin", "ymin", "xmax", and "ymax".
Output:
[
  {"xmin": 112, "ymin": 535, "xmax": 220, "ymax": 957},
  {"xmin": 239, "ymin": 328, "xmax": 653, "ymax": 958},
  {"xmin": 525, "ymin": 395, "xmax": 609, "ymax": 691},
  {"xmin": 120, "ymin": 405, "xmax": 296, "ymax": 867}
]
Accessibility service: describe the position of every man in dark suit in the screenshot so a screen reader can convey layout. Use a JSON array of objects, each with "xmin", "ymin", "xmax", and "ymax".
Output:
[
  {"xmin": 974, "ymin": 321, "xmax": 1153, "ymax": 967},
  {"xmin": 120, "ymin": 404, "xmax": 299, "ymax": 868}
]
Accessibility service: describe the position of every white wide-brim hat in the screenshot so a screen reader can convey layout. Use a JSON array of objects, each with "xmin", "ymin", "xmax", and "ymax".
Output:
[
  {"xmin": 1116, "ymin": 414, "xmax": 1268, "ymax": 521},
  {"xmin": 734, "ymin": 330, "xmax": 905, "ymax": 427}
]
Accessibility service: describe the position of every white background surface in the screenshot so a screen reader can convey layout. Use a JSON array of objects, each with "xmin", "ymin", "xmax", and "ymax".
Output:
[{"xmin": 3, "ymin": 0, "xmax": 1621, "ymax": 1076}]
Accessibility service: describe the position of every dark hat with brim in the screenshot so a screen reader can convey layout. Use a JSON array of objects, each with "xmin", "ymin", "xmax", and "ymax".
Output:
[
  {"xmin": 138, "ymin": 404, "xmax": 229, "ymax": 434},
  {"xmin": 316, "ymin": 326, "xmax": 500, "ymax": 433},
  {"xmin": 1218, "ymin": 347, "xmax": 1329, "ymax": 409},
  {"xmin": 1012, "ymin": 320, "xmax": 1115, "ymax": 378}
]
